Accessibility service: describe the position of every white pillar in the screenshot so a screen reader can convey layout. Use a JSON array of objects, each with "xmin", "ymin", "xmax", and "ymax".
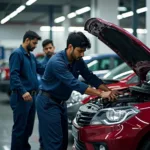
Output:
[
  {"xmin": 62, "ymin": 5, "xmax": 70, "ymax": 42},
  {"xmin": 90, "ymin": 0, "xmax": 118, "ymax": 54},
  {"xmin": 146, "ymin": 0, "xmax": 150, "ymax": 47}
]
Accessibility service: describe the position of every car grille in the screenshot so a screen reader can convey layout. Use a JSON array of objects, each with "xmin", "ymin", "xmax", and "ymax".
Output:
[
  {"xmin": 76, "ymin": 110, "xmax": 96, "ymax": 126},
  {"xmin": 74, "ymin": 139, "xmax": 86, "ymax": 150}
]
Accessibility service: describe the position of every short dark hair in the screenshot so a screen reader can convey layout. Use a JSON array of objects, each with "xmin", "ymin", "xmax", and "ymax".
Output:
[
  {"xmin": 23, "ymin": 30, "xmax": 41, "ymax": 42},
  {"xmin": 42, "ymin": 39, "xmax": 54, "ymax": 48},
  {"xmin": 66, "ymin": 32, "xmax": 91, "ymax": 49}
]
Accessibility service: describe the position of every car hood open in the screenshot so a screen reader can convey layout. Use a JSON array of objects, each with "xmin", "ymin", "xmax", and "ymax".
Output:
[{"xmin": 84, "ymin": 18, "xmax": 150, "ymax": 81}]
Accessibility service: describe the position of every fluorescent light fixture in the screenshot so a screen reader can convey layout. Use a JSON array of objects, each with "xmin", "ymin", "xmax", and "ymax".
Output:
[
  {"xmin": 54, "ymin": 16, "xmax": 65, "ymax": 23},
  {"xmin": 9, "ymin": 11, "xmax": 18, "ymax": 18},
  {"xmin": 136, "ymin": 7, "xmax": 148, "ymax": 14},
  {"xmin": 69, "ymin": 27, "xmax": 84, "ymax": 32},
  {"xmin": 0, "ymin": 5, "xmax": 26, "ymax": 24},
  {"xmin": 124, "ymin": 28, "xmax": 147, "ymax": 34},
  {"xmin": 1, "ymin": 16, "xmax": 10, "ymax": 24},
  {"xmin": 67, "ymin": 12, "xmax": 76, "ymax": 19},
  {"xmin": 118, "ymin": 6, "xmax": 127, "ymax": 12},
  {"xmin": 40, "ymin": 26, "xmax": 51, "ymax": 31},
  {"xmin": 122, "ymin": 11, "xmax": 134, "ymax": 18},
  {"xmin": 117, "ymin": 15, "xmax": 123, "ymax": 20},
  {"xmin": 75, "ymin": 6, "xmax": 91, "ymax": 15},
  {"xmin": 137, "ymin": 29, "xmax": 147, "ymax": 34},
  {"xmin": 124, "ymin": 28, "xmax": 133, "ymax": 33},
  {"xmin": 26, "ymin": 0, "xmax": 37, "ymax": 6},
  {"xmin": 40, "ymin": 26, "xmax": 65, "ymax": 31},
  {"xmin": 16, "ymin": 5, "xmax": 26, "ymax": 13},
  {"xmin": 52, "ymin": 26, "xmax": 64, "ymax": 31}
]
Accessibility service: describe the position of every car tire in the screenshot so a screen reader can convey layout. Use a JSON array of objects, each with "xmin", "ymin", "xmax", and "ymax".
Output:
[{"xmin": 139, "ymin": 138, "xmax": 150, "ymax": 150}]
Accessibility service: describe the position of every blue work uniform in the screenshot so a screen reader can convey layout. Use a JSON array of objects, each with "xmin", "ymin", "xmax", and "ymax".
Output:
[
  {"xmin": 36, "ymin": 50, "xmax": 103, "ymax": 150},
  {"xmin": 38, "ymin": 55, "xmax": 51, "ymax": 149},
  {"xmin": 9, "ymin": 45, "xmax": 45, "ymax": 150},
  {"xmin": 41, "ymin": 55, "xmax": 50, "ymax": 66}
]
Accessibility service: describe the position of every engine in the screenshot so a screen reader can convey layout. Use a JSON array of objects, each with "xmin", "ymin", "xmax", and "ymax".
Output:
[{"xmin": 75, "ymin": 83, "xmax": 150, "ymax": 127}]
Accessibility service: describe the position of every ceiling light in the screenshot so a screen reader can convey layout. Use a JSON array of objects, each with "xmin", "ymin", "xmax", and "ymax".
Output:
[
  {"xmin": 9, "ymin": 11, "xmax": 18, "ymax": 18},
  {"xmin": 54, "ymin": 16, "xmax": 65, "ymax": 23},
  {"xmin": 117, "ymin": 15, "xmax": 123, "ymax": 20},
  {"xmin": 1, "ymin": 16, "xmax": 10, "ymax": 24},
  {"xmin": 26, "ymin": 0, "xmax": 37, "ymax": 6},
  {"xmin": 40, "ymin": 26, "xmax": 51, "ymax": 31},
  {"xmin": 52, "ymin": 26, "xmax": 64, "ymax": 31},
  {"xmin": 137, "ymin": 29, "xmax": 147, "ymax": 34},
  {"xmin": 75, "ymin": 6, "xmax": 91, "ymax": 15},
  {"xmin": 136, "ymin": 7, "xmax": 148, "ymax": 14},
  {"xmin": 118, "ymin": 6, "xmax": 127, "ymax": 12},
  {"xmin": 124, "ymin": 28, "xmax": 133, "ymax": 33},
  {"xmin": 0, "ymin": 5, "xmax": 26, "ymax": 24},
  {"xmin": 122, "ymin": 11, "xmax": 134, "ymax": 18},
  {"xmin": 16, "ymin": 5, "xmax": 26, "ymax": 13},
  {"xmin": 69, "ymin": 27, "xmax": 84, "ymax": 32},
  {"xmin": 67, "ymin": 12, "xmax": 76, "ymax": 19}
]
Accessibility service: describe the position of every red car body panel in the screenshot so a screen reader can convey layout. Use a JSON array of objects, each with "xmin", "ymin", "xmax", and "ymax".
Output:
[{"xmin": 73, "ymin": 102, "xmax": 150, "ymax": 150}]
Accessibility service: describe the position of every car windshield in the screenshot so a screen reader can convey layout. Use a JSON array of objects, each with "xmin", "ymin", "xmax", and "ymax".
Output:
[
  {"xmin": 103, "ymin": 63, "xmax": 133, "ymax": 80},
  {"xmin": 83, "ymin": 56, "xmax": 123, "ymax": 72}
]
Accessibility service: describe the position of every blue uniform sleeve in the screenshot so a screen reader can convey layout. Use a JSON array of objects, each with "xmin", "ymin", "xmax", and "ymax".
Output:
[
  {"xmin": 51, "ymin": 60, "xmax": 89, "ymax": 94},
  {"xmin": 9, "ymin": 52, "xmax": 27, "ymax": 95},
  {"xmin": 35, "ymin": 58, "xmax": 45, "ymax": 75},
  {"xmin": 79, "ymin": 59, "xmax": 103, "ymax": 88}
]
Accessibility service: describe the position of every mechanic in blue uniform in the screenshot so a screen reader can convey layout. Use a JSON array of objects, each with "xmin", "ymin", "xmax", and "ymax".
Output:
[
  {"xmin": 39, "ymin": 39, "xmax": 55, "ymax": 150},
  {"xmin": 36, "ymin": 32, "xmax": 118, "ymax": 150},
  {"xmin": 41, "ymin": 39, "xmax": 55, "ymax": 66},
  {"xmin": 9, "ymin": 30, "xmax": 45, "ymax": 150}
]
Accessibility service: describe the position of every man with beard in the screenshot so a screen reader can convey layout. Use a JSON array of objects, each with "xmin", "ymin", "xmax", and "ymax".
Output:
[
  {"xmin": 39, "ymin": 39, "xmax": 55, "ymax": 150},
  {"xmin": 41, "ymin": 39, "xmax": 55, "ymax": 66},
  {"xmin": 9, "ymin": 30, "xmax": 45, "ymax": 150},
  {"xmin": 36, "ymin": 32, "xmax": 119, "ymax": 150}
]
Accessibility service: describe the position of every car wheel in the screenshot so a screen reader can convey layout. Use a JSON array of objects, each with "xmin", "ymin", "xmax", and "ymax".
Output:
[{"xmin": 139, "ymin": 138, "xmax": 150, "ymax": 150}]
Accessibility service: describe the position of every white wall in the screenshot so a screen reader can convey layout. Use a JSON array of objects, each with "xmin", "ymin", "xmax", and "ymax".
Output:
[{"xmin": 0, "ymin": 24, "xmax": 147, "ymax": 60}]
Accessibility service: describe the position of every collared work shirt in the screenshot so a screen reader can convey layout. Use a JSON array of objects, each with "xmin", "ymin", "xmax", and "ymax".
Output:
[
  {"xmin": 40, "ymin": 50, "xmax": 103, "ymax": 101},
  {"xmin": 41, "ymin": 56, "xmax": 50, "ymax": 67},
  {"xmin": 9, "ymin": 45, "xmax": 45, "ymax": 95}
]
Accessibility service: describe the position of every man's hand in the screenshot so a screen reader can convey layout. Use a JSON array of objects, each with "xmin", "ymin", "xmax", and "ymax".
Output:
[
  {"xmin": 111, "ymin": 90, "xmax": 123, "ymax": 96},
  {"xmin": 100, "ymin": 91, "xmax": 117, "ymax": 101},
  {"xmin": 22, "ymin": 92, "xmax": 32, "ymax": 101}
]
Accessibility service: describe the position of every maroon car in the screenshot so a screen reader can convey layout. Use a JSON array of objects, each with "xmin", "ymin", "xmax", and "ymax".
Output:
[{"xmin": 72, "ymin": 18, "xmax": 150, "ymax": 150}]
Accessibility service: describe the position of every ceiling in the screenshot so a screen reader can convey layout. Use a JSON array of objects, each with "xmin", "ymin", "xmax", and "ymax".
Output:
[{"xmin": 0, "ymin": 0, "xmax": 146, "ymax": 28}]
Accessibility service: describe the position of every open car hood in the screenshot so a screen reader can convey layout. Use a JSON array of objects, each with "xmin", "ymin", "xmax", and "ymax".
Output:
[{"xmin": 84, "ymin": 18, "xmax": 150, "ymax": 81}]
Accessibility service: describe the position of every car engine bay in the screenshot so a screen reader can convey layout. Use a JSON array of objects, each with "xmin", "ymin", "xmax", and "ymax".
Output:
[{"xmin": 75, "ymin": 82, "xmax": 150, "ymax": 127}]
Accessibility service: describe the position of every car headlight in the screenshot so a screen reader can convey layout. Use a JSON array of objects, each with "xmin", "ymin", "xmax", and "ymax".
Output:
[
  {"xmin": 67, "ymin": 91, "xmax": 88, "ymax": 105},
  {"xmin": 90, "ymin": 106, "xmax": 140, "ymax": 125}
]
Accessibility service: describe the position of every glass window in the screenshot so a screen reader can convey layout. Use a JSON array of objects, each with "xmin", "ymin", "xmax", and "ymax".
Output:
[{"xmin": 103, "ymin": 63, "xmax": 132, "ymax": 80}]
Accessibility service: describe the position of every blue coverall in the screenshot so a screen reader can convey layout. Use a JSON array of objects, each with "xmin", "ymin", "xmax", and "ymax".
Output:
[
  {"xmin": 38, "ymin": 55, "xmax": 51, "ymax": 149},
  {"xmin": 36, "ymin": 50, "xmax": 103, "ymax": 150},
  {"xmin": 9, "ymin": 45, "xmax": 45, "ymax": 150}
]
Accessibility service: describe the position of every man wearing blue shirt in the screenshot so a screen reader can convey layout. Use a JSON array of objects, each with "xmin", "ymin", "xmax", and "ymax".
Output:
[
  {"xmin": 41, "ymin": 39, "xmax": 55, "ymax": 66},
  {"xmin": 9, "ymin": 30, "xmax": 45, "ymax": 150},
  {"xmin": 39, "ymin": 39, "xmax": 55, "ymax": 150},
  {"xmin": 36, "ymin": 32, "xmax": 118, "ymax": 150}
]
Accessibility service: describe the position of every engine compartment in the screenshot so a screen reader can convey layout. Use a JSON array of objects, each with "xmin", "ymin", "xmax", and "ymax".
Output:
[{"xmin": 75, "ymin": 84, "xmax": 150, "ymax": 127}]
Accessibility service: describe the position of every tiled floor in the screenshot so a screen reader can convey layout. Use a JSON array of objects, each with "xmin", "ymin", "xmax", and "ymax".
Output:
[{"xmin": 0, "ymin": 92, "xmax": 73, "ymax": 150}]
